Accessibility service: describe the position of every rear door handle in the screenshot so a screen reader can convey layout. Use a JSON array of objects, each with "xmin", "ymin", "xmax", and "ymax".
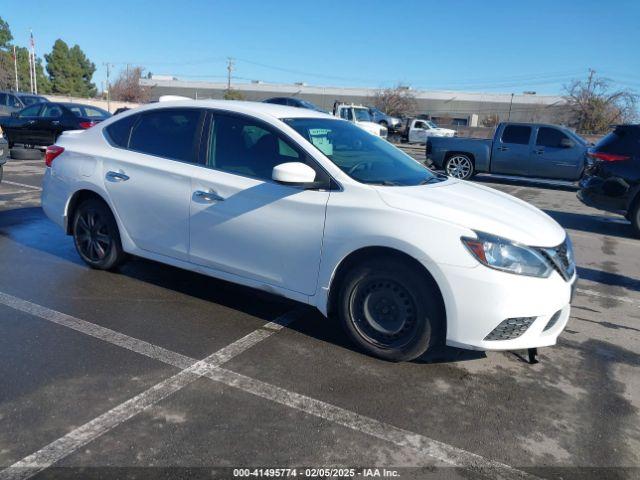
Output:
[
  {"xmin": 106, "ymin": 170, "xmax": 129, "ymax": 182},
  {"xmin": 497, "ymin": 146, "xmax": 508, "ymax": 152},
  {"xmin": 534, "ymin": 149, "xmax": 544, "ymax": 155},
  {"xmin": 194, "ymin": 189, "xmax": 224, "ymax": 202}
]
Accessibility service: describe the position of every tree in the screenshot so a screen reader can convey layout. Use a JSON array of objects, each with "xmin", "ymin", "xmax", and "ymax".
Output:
[
  {"xmin": 45, "ymin": 39, "xmax": 96, "ymax": 97},
  {"xmin": 0, "ymin": 16, "xmax": 50, "ymax": 92},
  {"xmin": 372, "ymin": 85, "xmax": 417, "ymax": 117},
  {"xmin": 110, "ymin": 66, "xmax": 151, "ymax": 103},
  {"xmin": 564, "ymin": 69, "xmax": 638, "ymax": 134},
  {"xmin": 481, "ymin": 113, "xmax": 500, "ymax": 127}
]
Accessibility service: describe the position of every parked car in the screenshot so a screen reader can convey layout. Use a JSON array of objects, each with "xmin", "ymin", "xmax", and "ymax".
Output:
[
  {"xmin": 403, "ymin": 118, "xmax": 455, "ymax": 143},
  {"xmin": 427, "ymin": 122, "xmax": 588, "ymax": 180},
  {"xmin": 0, "ymin": 102, "xmax": 111, "ymax": 148},
  {"xmin": 368, "ymin": 107, "xmax": 402, "ymax": 132},
  {"xmin": 332, "ymin": 102, "xmax": 387, "ymax": 138},
  {"xmin": 578, "ymin": 124, "xmax": 640, "ymax": 237},
  {"xmin": 0, "ymin": 91, "xmax": 49, "ymax": 116},
  {"xmin": 41, "ymin": 100, "xmax": 576, "ymax": 362},
  {"xmin": 263, "ymin": 97, "xmax": 326, "ymax": 112}
]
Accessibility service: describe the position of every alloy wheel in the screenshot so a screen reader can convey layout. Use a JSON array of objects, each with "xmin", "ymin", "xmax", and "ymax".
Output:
[
  {"xmin": 446, "ymin": 155, "xmax": 473, "ymax": 179},
  {"xmin": 75, "ymin": 210, "xmax": 113, "ymax": 262}
]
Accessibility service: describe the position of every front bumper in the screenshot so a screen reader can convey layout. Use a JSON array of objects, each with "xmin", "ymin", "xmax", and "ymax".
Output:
[
  {"xmin": 434, "ymin": 261, "xmax": 575, "ymax": 351},
  {"xmin": 578, "ymin": 175, "xmax": 628, "ymax": 215}
]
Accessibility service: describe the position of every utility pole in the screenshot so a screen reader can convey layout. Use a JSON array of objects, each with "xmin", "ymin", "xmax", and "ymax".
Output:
[
  {"xmin": 226, "ymin": 57, "xmax": 235, "ymax": 92},
  {"xmin": 507, "ymin": 93, "xmax": 514, "ymax": 121},
  {"xmin": 103, "ymin": 62, "xmax": 113, "ymax": 113},
  {"xmin": 13, "ymin": 45, "xmax": 19, "ymax": 92}
]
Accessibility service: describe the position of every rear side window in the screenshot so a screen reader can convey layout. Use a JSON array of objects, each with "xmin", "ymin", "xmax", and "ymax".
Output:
[
  {"xmin": 129, "ymin": 108, "xmax": 202, "ymax": 162},
  {"xmin": 595, "ymin": 128, "xmax": 640, "ymax": 156},
  {"xmin": 536, "ymin": 127, "xmax": 569, "ymax": 148},
  {"xmin": 105, "ymin": 114, "xmax": 139, "ymax": 148},
  {"xmin": 502, "ymin": 125, "xmax": 531, "ymax": 145},
  {"xmin": 41, "ymin": 104, "xmax": 64, "ymax": 118}
]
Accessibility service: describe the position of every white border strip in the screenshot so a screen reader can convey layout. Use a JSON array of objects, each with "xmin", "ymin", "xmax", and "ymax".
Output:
[{"xmin": 0, "ymin": 181, "xmax": 42, "ymax": 191}]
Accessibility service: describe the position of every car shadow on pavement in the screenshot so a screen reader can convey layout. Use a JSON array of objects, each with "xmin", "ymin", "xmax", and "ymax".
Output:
[
  {"xmin": 577, "ymin": 266, "xmax": 640, "ymax": 293},
  {"xmin": 544, "ymin": 209, "xmax": 635, "ymax": 239}
]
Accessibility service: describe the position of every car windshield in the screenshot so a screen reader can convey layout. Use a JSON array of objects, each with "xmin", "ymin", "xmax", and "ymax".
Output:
[
  {"xmin": 426, "ymin": 121, "xmax": 438, "ymax": 129},
  {"xmin": 20, "ymin": 95, "xmax": 46, "ymax": 106},
  {"xmin": 353, "ymin": 108, "xmax": 372, "ymax": 122},
  {"xmin": 283, "ymin": 118, "xmax": 444, "ymax": 186},
  {"xmin": 299, "ymin": 99, "xmax": 321, "ymax": 110}
]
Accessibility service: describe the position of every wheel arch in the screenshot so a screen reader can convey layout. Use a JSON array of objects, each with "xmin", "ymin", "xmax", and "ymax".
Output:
[
  {"xmin": 326, "ymin": 246, "xmax": 447, "ymax": 336},
  {"xmin": 64, "ymin": 189, "xmax": 110, "ymax": 234},
  {"xmin": 445, "ymin": 151, "xmax": 476, "ymax": 165}
]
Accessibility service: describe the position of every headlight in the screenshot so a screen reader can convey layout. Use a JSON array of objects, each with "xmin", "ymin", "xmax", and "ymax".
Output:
[{"xmin": 461, "ymin": 232, "xmax": 553, "ymax": 278}]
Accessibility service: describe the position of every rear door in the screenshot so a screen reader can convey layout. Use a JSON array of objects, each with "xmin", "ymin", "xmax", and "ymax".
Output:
[
  {"xmin": 490, "ymin": 124, "xmax": 533, "ymax": 175},
  {"xmin": 102, "ymin": 108, "xmax": 205, "ymax": 261},
  {"xmin": 531, "ymin": 126, "xmax": 584, "ymax": 180},
  {"xmin": 35, "ymin": 104, "xmax": 66, "ymax": 145}
]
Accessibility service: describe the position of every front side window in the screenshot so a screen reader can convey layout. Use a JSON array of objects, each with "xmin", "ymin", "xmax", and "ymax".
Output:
[
  {"xmin": 414, "ymin": 121, "xmax": 427, "ymax": 129},
  {"xmin": 207, "ymin": 114, "xmax": 303, "ymax": 181},
  {"xmin": 284, "ymin": 118, "xmax": 442, "ymax": 186},
  {"xmin": 339, "ymin": 108, "xmax": 353, "ymax": 121},
  {"xmin": 502, "ymin": 125, "xmax": 531, "ymax": 145},
  {"xmin": 20, "ymin": 104, "xmax": 42, "ymax": 117},
  {"xmin": 536, "ymin": 127, "xmax": 569, "ymax": 148},
  {"xmin": 354, "ymin": 108, "xmax": 371, "ymax": 122},
  {"xmin": 129, "ymin": 108, "xmax": 202, "ymax": 163}
]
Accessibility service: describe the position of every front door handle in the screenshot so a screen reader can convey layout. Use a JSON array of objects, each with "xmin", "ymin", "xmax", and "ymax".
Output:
[
  {"xmin": 106, "ymin": 170, "xmax": 129, "ymax": 182},
  {"xmin": 27, "ymin": 120, "xmax": 35, "ymax": 125},
  {"xmin": 194, "ymin": 189, "xmax": 224, "ymax": 202},
  {"xmin": 497, "ymin": 146, "xmax": 508, "ymax": 152},
  {"xmin": 51, "ymin": 120, "xmax": 60, "ymax": 125},
  {"xmin": 534, "ymin": 149, "xmax": 544, "ymax": 155}
]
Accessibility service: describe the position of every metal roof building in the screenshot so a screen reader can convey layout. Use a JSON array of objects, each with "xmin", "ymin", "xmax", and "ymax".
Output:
[{"xmin": 139, "ymin": 78, "xmax": 570, "ymax": 126}]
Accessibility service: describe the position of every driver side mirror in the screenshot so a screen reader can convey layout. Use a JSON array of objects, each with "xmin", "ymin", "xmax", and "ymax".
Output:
[
  {"xmin": 560, "ymin": 138, "xmax": 574, "ymax": 148},
  {"xmin": 272, "ymin": 162, "xmax": 318, "ymax": 187}
]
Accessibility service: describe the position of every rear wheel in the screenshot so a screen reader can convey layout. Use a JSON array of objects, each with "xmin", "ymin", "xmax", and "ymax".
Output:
[
  {"xmin": 72, "ymin": 199, "xmax": 127, "ymax": 270},
  {"xmin": 445, "ymin": 154, "xmax": 474, "ymax": 180},
  {"xmin": 338, "ymin": 257, "xmax": 444, "ymax": 362}
]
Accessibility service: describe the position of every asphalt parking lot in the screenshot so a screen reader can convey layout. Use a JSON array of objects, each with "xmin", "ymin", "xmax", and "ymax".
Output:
[{"xmin": 0, "ymin": 152, "xmax": 639, "ymax": 480}]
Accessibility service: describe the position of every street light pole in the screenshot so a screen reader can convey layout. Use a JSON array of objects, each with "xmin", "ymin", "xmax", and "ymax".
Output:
[{"xmin": 507, "ymin": 93, "xmax": 514, "ymax": 121}]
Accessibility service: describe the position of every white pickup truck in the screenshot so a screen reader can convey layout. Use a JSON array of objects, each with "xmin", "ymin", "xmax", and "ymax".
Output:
[
  {"xmin": 332, "ymin": 103, "xmax": 387, "ymax": 138},
  {"xmin": 404, "ymin": 118, "xmax": 455, "ymax": 143}
]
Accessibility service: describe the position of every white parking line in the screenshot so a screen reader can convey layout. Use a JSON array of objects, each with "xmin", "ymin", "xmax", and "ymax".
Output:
[
  {"xmin": 0, "ymin": 292, "xmax": 540, "ymax": 480},
  {"xmin": 576, "ymin": 288, "xmax": 640, "ymax": 306},
  {"xmin": 0, "ymin": 180, "xmax": 42, "ymax": 191}
]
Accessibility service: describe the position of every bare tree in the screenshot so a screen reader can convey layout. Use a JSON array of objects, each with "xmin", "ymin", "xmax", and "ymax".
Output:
[
  {"xmin": 564, "ymin": 69, "xmax": 638, "ymax": 134},
  {"xmin": 373, "ymin": 85, "xmax": 417, "ymax": 118},
  {"xmin": 110, "ymin": 66, "xmax": 151, "ymax": 103},
  {"xmin": 223, "ymin": 89, "xmax": 244, "ymax": 100},
  {"xmin": 481, "ymin": 113, "xmax": 500, "ymax": 127}
]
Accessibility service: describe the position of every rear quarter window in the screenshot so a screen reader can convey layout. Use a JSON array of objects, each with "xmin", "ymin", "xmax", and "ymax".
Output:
[{"xmin": 104, "ymin": 114, "xmax": 139, "ymax": 148}]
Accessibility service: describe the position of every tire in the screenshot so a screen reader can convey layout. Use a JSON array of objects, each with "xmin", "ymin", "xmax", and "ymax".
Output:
[
  {"xmin": 337, "ymin": 257, "xmax": 444, "ymax": 362},
  {"xmin": 631, "ymin": 201, "xmax": 640, "ymax": 238},
  {"xmin": 72, "ymin": 199, "xmax": 127, "ymax": 270},
  {"xmin": 444, "ymin": 154, "xmax": 475, "ymax": 180},
  {"xmin": 10, "ymin": 147, "xmax": 42, "ymax": 160}
]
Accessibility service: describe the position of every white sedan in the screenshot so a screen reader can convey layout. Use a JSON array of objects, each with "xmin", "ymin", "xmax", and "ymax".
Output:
[{"xmin": 41, "ymin": 100, "xmax": 576, "ymax": 361}]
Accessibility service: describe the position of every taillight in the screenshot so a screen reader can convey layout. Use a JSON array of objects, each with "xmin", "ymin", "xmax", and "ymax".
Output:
[
  {"xmin": 45, "ymin": 145, "xmax": 65, "ymax": 167},
  {"xmin": 79, "ymin": 121, "xmax": 97, "ymax": 129},
  {"xmin": 588, "ymin": 151, "xmax": 630, "ymax": 162}
]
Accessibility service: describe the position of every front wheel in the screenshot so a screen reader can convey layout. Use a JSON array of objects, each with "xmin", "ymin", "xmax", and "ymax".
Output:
[
  {"xmin": 445, "ymin": 154, "xmax": 475, "ymax": 180},
  {"xmin": 73, "ymin": 199, "xmax": 127, "ymax": 270},
  {"xmin": 338, "ymin": 257, "xmax": 444, "ymax": 362}
]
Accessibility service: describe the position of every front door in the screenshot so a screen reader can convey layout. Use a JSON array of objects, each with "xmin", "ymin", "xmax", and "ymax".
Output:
[
  {"xmin": 189, "ymin": 112, "xmax": 329, "ymax": 295},
  {"xmin": 490, "ymin": 124, "xmax": 533, "ymax": 175},
  {"xmin": 409, "ymin": 120, "xmax": 428, "ymax": 143},
  {"xmin": 530, "ymin": 126, "xmax": 585, "ymax": 180},
  {"xmin": 6, "ymin": 103, "xmax": 43, "ymax": 145}
]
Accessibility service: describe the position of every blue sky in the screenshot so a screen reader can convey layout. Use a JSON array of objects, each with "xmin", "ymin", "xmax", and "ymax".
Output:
[{"xmin": 2, "ymin": 0, "xmax": 639, "ymax": 95}]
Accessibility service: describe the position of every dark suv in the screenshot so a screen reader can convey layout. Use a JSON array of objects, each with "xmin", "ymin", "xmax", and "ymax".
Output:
[{"xmin": 578, "ymin": 125, "xmax": 640, "ymax": 236}]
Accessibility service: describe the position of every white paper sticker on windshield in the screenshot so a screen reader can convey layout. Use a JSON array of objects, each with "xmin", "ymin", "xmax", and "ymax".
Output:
[{"xmin": 309, "ymin": 128, "xmax": 333, "ymax": 156}]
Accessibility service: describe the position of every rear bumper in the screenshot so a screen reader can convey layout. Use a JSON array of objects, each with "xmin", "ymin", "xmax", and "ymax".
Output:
[{"xmin": 578, "ymin": 175, "xmax": 628, "ymax": 215}]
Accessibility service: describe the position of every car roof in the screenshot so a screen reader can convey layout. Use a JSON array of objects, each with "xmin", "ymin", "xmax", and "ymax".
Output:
[{"xmin": 136, "ymin": 99, "xmax": 333, "ymax": 120}]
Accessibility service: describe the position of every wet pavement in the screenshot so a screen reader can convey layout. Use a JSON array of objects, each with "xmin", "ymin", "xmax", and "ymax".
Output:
[{"xmin": 0, "ymin": 153, "xmax": 639, "ymax": 479}]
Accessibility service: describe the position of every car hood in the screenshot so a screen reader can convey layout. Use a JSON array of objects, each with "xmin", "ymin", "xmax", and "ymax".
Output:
[
  {"xmin": 356, "ymin": 121, "xmax": 383, "ymax": 134},
  {"xmin": 374, "ymin": 179, "xmax": 566, "ymax": 247}
]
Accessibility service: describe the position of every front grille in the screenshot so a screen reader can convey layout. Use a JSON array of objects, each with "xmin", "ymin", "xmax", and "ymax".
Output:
[
  {"xmin": 543, "ymin": 310, "xmax": 562, "ymax": 331},
  {"xmin": 484, "ymin": 317, "xmax": 536, "ymax": 341},
  {"xmin": 537, "ymin": 238, "xmax": 575, "ymax": 281}
]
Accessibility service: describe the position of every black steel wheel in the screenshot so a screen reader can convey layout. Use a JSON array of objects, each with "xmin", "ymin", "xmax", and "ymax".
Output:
[
  {"xmin": 73, "ymin": 199, "xmax": 126, "ymax": 270},
  {"xmin": 338, "ymin": 256, "xmax": 444, "ymax": 362}
]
